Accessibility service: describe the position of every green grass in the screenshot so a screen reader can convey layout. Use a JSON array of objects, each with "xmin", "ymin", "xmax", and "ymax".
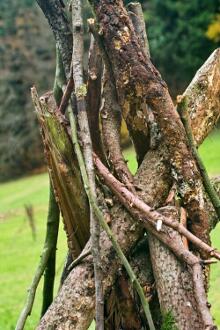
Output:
[{"xmin": 0, "ymin": 129, "xmax": 220, "ymax": 329}]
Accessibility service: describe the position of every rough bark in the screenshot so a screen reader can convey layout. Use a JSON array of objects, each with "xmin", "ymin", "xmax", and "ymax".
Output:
[
  {"xmin": 72, "ymin": 1, "xmax": 104, "ymax": 327},
  {"xmin": 89, "ymin": 0, "xmax": 213, "ymax": 258},
  {"xmin": 86, "ymin": 36, "xmax": 105, "ymax": 161},
  {"xmin": 100, "ymin": 67, "xmax": 134, "ymax": 191},
  {"xmin": 37, "ymin": 46, "xmax": 220, "ymax": 329}
]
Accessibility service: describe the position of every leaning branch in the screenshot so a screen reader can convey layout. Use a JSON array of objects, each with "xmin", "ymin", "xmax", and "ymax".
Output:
[
  {"xmin": 178, "ymin": 96, "xmax": 220, "ymax": 221},
  {"xmin": 15, "ymin": 185, "xmax": 59, "ymax": 330},
  {"xmin": 67, "ymin": 105, "xmax": 155, "ymax": 330},
  {"xmin": 93, "ymin": 153, "xmax": 220, "ymax": 261}
]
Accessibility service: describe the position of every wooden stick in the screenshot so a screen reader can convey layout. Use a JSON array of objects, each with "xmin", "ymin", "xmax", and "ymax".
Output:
[
  {"xmin": 15, "ymin": 184, "xmax": 59, "ymax": 330},
  {"xmin": 71, "ymin": 2, "xmax": 104, "ymax": 328},
  {"xmin": 67, "ymin": 105, "xmax": 156, "ymax": 330},
  {"xmin": 93, "ymin": 153, "xmax": 220, "ymax": 261},
  {"xmin": 178, "ymin": 95, "xmax": 220, "ymax": 221}
]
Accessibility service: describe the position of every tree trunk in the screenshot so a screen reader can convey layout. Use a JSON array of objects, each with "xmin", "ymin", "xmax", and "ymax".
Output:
[{"xmin": 30, "ymin": 0, "xmax": 220, "ymax": 329}]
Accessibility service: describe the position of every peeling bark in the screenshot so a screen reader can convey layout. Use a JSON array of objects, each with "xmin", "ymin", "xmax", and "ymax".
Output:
[{"xmin": 32, "ymin": 89, "xmax": 90, "ymax": 258}]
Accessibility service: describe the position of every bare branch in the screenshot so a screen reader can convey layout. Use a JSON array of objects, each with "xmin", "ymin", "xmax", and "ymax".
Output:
[
  {"xmin": 93, "ymin": 153, "xmax": 220, "ymax": 261},
  {"xmin": 71, "ymin": 1, "xmax": 104, "ymax": 327},
  {"xmin": 178, "ymin": 95, "xmax": 220, "ymax": 222},
  {"xmin": 16, "ymin": 183, "xmax": 59, "ymax": 330},
  {"xmin": 86, "ymin": 36, "xmax": 106, "ymax": 162}
]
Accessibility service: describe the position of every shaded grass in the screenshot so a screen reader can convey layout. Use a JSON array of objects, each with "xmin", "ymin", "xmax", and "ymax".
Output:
[{"xmin": 0, "ymin": 129, "xmax": 220, "ymax": 329}]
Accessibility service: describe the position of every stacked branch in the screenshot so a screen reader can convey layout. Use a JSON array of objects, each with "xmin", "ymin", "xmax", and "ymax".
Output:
[{"xmin": 17, "ymin": 0, "xmax": 220, "ymax": 329}]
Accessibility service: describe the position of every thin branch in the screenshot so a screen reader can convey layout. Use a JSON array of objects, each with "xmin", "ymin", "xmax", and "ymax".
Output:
[
  {"xmin": 15, "ymin": 185, "xmax": 59, "ymax": 330},
  {"xmin": 71, "ymin": 1, "xmax": 104, "ymax": 328},
  {"xmin": 86, "ymin": 35, "xmax": 106, "ymax": 162},
  {"xmin": 41, "ymin": 184, "xmax": 60, "ymax": 316},
  {"xmin": 93, "ymin": 153, "xmax": 220, "ymax": 261},
  {"xmin": 67, "ymin": 105, "xmax": 156, "ymax": 330},
  {"xmin": 58, "ymin": 77, "xmax": 74, "ymax": 114},
  {"xmin": 88, "ymin": 18, "xmax": 134, "ymax": 191},
  {"xmin": 178, "ymin": 95, "xmax": 220, "ymax": 221},
  {"xmin": 67, "ymin": 247, "xmax": 91, "ymax": 272}
]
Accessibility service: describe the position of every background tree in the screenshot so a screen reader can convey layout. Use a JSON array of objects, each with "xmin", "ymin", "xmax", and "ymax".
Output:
[
  {"xmin": 146, "ymin": 0, "xmax": 220, "ymax": 96},
  {"xmin": 0, "ymin": 0, "xmax": 55, "ymax": 181}
]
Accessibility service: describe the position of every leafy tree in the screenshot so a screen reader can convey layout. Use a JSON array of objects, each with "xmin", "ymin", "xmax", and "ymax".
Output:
[
  {"xmin": 146, "ymin": 0, "xmax": 220, "ymax": 96},
  {"xmin": 0, "ymin": 0, "xmax": 55, "ymax": 181}
]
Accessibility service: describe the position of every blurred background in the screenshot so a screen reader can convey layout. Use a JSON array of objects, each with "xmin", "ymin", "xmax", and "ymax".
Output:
[{"xmin": 0, "ymin": 0, "xmax": 220, "ymax": 329}]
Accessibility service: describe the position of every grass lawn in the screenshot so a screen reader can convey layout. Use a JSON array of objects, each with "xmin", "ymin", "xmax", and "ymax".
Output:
[{"xmin": 0, "ymin": 129, "xmax": 220, "ymax": 329}]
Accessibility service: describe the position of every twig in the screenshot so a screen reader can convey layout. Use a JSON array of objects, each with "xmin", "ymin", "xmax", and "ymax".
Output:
[
  {"xmin": 68, "ymin": 248, "xmax": 91, "ymax": 272},
  {"xmin": 178, "ymin": 95, "xmax": 220, "ymax": 221},
  {"xmin": 67, "ymin": 105, "xmax": 156, "ymax": 330},
  {"xmin": 41, "ymin": 184, "xmax": 60, "ymax": 316},
  {"xmin": 93, "ymin": 153, "xmax": 220, "ymax": 261},
  {"xmin": 71, "ymin": 1, "xmax": 104, "ymax": 328},
  {"xmin": 58, "ymin": 77, "xmax": 74, "ymax": 114},
  {"xmin": 24, "ymin": 204, "xmax": 37, "ymax": 241},
  {"xmin": 16, "ymin": 44, "xmax": 63, "ymax": 329},
  {"xmin": 180, "ymin": 207, "xmax": 188, "ymax": 249},
  {"xmin": 15, "ymin": 184, "xmax": 60, "ymax": 330}
]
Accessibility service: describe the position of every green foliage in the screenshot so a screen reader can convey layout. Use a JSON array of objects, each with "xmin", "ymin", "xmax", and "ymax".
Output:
[
  {"xmin": 0, "ymin": 0, "xmax": 55, "ymax": 181},
  {"xmin": 146, "ymin": 0, "xmax": 220, "ymax": 97},
  {"xmin": 161, "ymin": 311, "xmax": 178, "ymax": 330}
]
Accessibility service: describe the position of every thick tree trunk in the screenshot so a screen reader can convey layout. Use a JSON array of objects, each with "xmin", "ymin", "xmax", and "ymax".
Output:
[{"xmin": 36, "ymin": 46, "xmax": 220, "ymax": 328}]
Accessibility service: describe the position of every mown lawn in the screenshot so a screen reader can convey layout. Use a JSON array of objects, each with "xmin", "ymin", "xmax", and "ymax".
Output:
[{"xmin": 0, "ymin": 129, "xmax": 220, "ymax": 329}]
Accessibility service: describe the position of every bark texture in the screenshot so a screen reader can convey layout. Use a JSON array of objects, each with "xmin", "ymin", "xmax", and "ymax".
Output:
[
  {"xmin": 37, "ymin": 46, "xmax": 220, "ymax": 329},
  {"xmin": 32, "ymin": 89, "xmax": 90, "ymax": 258}
]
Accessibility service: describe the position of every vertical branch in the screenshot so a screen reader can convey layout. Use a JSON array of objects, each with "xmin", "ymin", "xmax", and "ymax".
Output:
[
  {"xmin": 71, "ymin": 1, "xmax": 104, "ymax": 328},
  {"xmin": 87, "ymin": 36, "xmax": 105, "ymax": 162},
  {"xmin": 88, "ymin": 19, "xmax": 134, "ymax": 191},
  {"xmin": 127, "ymin": 2, "xmax": 150, "ymax": 59},
  {"xmin": 41, "ymin": 183, "xmax": 60, "ymax": 316},
  {"xmin": 41, "ymin": 46, "xmax": 64, "ymax": 315},
  {"xmin": 15, "ymin": 183, "xmax": 60, "ymax": 330},
  {"xmin": 67, "ymin": 107, "xmax": 156, "ymax": 330}
]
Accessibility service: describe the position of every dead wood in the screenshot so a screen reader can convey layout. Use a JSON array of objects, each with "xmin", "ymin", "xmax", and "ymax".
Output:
[{"xmin": 37, "ymin": 44, "xmax": 220, "ymax": 328}]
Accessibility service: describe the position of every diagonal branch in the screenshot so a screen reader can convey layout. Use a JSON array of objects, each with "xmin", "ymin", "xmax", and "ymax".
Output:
[
  {"xmin": 93, "ymin": 153, "xmax": 220, "ymax": 261},
  {"xmin": 178, "ymin": 95, "xmax": 220, "ymax": 221},
  {"xmin": 15, "ymin": 183, "xmax": 59, "ymax": 330}
]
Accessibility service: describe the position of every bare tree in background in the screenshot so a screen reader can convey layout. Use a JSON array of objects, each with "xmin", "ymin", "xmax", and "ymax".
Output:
[{"xmin": 16, "ymin": 1, "xmax": 220, "ymax": 329}]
